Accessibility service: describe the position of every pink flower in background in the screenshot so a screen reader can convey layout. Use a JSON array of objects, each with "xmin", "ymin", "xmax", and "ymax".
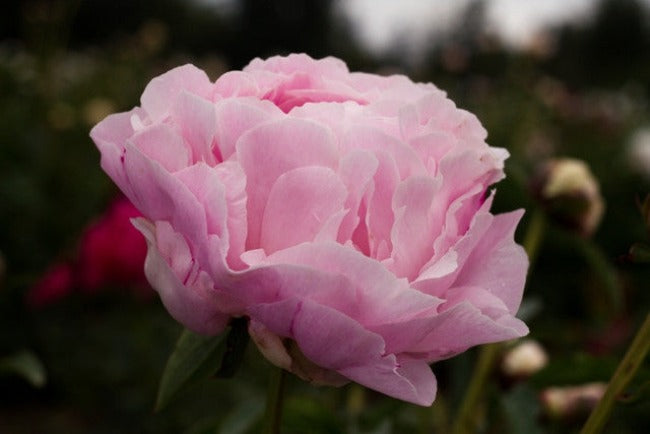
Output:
[
  {"xmin": 91, "ymin": 54, "xmax": 528, "ymax": 405},
  {"xmin": 77, "ymin": 197, "xmax": 148, "ymax": 292},
  {"xmin": 27, "ymin": 197, "xmax": 149, "ymax": 307},
  {"xmin": 27, "ymin": 262, "xmax": 75, "ymax": 308}
]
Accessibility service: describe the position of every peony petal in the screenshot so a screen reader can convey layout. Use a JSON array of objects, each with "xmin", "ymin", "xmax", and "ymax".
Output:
[
  {"xmin": 120, "ymin": 142, "xmax": 231, "ymax": 281},
  {"xmin": 236, "ymin": 117, "xmax": 339, "ymax": 249},
  {"xmin": 336, "ymin": 150, "xmax": 379, "ymax": 242},
  {"xmin": 453, "ymin": 210, "xmax": 528, "ymax": 314},
  {"xmin": 260, "ymin": 166, "xmax": 348, "ymax": 254},
  {"xmin": 132, "ymin": 219, "xmax": 229, "ymax": 335},
  {"xmin": 388, "ymin": 176, "xmax": 440, "ymax": 280},
  {"xmin": 372, "ymin": 299, "xmax": 528, "ymax": 361},
  {"xmin": 130, "ymin": 123, "xmax": 190, "ymax": 172},
  {"xmin": 140, "ymin": 64, "xmax": 213, "ymax": 122},
  {"xmin": 214, "ymin": 98, "xmax": 283, "ymax": 160},
  {"xmin": 262, "ymin": 242, "xmax": 443, "ymax": 324},
  {"xmin": 170, "ymin": 91, "xmax": 217, "ymax": 165},
  {"xmin": 213, "ymin": 71, "xmax": 261, "ymax": 99},
  {"xmin": 249, "ymin": 297, "xmax": 436, "ymax": 405},
  {"xmin": 174, "ymin": 164, "xmax": 228, "ymax": 239},
  {"xmin": 90, "ymin": 108, "xmax": 145, "ymax": 201}
]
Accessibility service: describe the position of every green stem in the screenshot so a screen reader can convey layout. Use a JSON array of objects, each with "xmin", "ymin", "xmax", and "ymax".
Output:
[
  {"xmin": 263, "ymin": 367, "xmax": 287, "ymax": 434},
  {"xmin": 451, "ymin": 343, "xmax": 501, "ymax": 434},
  {"xmin": 450, "ymin": 207, "xmax": 546, "ymax": 434},
  {"xmin": 523, "ymin": 208, "xmax": 546, "ymax": 269},
  {"xmin": 580, "ymin": 313, "xmax": 650, "ymax": 434}
]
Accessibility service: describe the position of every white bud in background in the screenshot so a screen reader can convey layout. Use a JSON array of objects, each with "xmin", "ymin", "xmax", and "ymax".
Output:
[
  {"xmin": 627, "ymin": 127, "xmax": 650, "ymax": 179},
  {"xmin": 502, "ymin": 339, "xmax": 548, "ymax": 378},
  {"xmin": 541, "ymin": 382, "xmax": 606, "ymax": 420},
  {"xmin": 534, "ymin": 158, "xmax": 605, "ymax": 236}
]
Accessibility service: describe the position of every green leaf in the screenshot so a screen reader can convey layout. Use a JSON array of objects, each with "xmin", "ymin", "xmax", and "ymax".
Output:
[
  {"xmin": 0, "ymin": 350, "xmax": 47, "ymax": 388},
  {"xmin": 156, "ymin": 318, "xmax": 249, "ymax": 411},
  {"xmin": 501, "ymin": 384, "xmax": 543, "ymax": 434},
  {"xmin": 218, "ymin": 396, "xmax": 265, "ymax": 434},
  {"xmin": 576, "ymin": 236, "xmax": 622, "ymax": 313}
]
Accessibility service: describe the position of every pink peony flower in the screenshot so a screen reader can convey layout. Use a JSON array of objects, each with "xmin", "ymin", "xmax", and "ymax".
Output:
[{"xmin": 90, "ymin": 54, "xmax": 528, "ymax": 406}]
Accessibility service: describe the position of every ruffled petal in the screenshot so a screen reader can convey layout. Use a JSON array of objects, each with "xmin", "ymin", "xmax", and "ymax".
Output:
[
  {"xmin": 248, "ymin": 297, "xmax": 436, "ymax": 405},
  {"xmin": 236, "ymin": 117, "xmax": 339, "ymax": 249},
  {"xmin": 261, "ymin": 166, "xmax": 348, "ymax": 254},
  {"xmin": 133, "ymin": 219, "xmax": 229, "ymax": 335},
  {"xmin": 140, "ymin": 64, "xmax": 213, "ymax": 122}
]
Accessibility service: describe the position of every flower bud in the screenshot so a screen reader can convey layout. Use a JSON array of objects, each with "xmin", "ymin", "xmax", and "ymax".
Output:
[
  {"xmin": 533, "ymin": 158, "xmax": 605, "ymax": 236},
  {"xmin": 501, "ymin": 339, "xmax": 548, "ymax": 378},
  {"xmin": 541, "ymin": 382, "xmax": 606, "ymax": 420},
  {"xmin": 627, "ymin": 127, "xmax": 650, "ymax": 179}
]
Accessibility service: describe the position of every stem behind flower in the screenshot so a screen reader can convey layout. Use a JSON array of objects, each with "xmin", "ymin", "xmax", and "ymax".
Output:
[
  {"xmin": 580, "ymin": 313, "xmax": 650, "ymax": 434},
  {"xmin": 263, "ymin": 367, "xmax": 287, "ymax": 434}
]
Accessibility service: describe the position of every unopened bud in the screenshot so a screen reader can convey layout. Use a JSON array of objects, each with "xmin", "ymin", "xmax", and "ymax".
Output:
[
  {"xmin": 533, "ymin": 158, "xmax": 605, "ymax": 236},
  {"xmin": 541, "ymin": 382, "xmax": 606, "ymax": 420},
  {"xmin": 501, "ymin": 339, "xmax": 548, "ymax": 378}
]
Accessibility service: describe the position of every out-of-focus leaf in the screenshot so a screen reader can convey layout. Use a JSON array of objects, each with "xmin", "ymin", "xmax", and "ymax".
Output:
[
  {"xmin": 365, "ymin": 420, "xmax": 392, "ymax": 434},
  {"xmin": 576, "ymin": 236, "xmax": 622, "ymax": 313},
  {"xmin": 156, "ymin": 329, "xmax": 227, "ymax": 411},
  {"xmin": 283, "ymin": 395, "xmax": 345, "ymax": 434},
  {"xmin": 628, "ymin": 243, "xmax": 650, "ymax": 264},
  {"xmin": 0, "ymin": 349, "xmax": 46, "ymax": 388},
  {"xmin": 501, "ymin": 384, "xmax": 543, "ymax": 434},
  {"xmin": 156, "ymin": 318, "xmax": 249, "ymax": 411},
  {"xmin": 218, "ymin": 396, "xmax": 264, "ymax": 434},
  {"xmin": 530, "ymin": 353, "xmax": 617, "ymax": 388}
]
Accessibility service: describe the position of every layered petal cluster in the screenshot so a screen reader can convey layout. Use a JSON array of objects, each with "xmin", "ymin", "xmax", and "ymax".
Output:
[{"xmin": 91, "ymin": 54, "xmax": 528, "ymax": 406}]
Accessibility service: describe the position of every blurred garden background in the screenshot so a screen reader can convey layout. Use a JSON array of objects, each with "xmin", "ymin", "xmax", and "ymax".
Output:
[{"xmin": 1, "ymin": 0, "xmax": 649, "ymax": 432}]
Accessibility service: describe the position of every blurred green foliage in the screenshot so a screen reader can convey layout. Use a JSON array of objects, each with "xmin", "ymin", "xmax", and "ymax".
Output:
[{"xmin": 1, "ymin": 0, "xmax": 649, "ymax": 432}]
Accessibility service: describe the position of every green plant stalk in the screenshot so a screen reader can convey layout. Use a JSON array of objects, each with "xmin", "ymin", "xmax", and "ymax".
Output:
[
  {"xmin": 580, "ymin": 313, "xmax": 650, "ymax": 434},
  {"xmin": 451, "ymin": 343, "xmax": 501, "ymax": 434},
  {"xmin": 522, "ymin": 208, "xmax": 546, "ymax": 268},
  {"xmin": 263, "ymin": 367, "xmax": 287, "ymax": 434},
  {"xmin": 451, "ymin": 208, "xmax": 546, "ymax": 434}
]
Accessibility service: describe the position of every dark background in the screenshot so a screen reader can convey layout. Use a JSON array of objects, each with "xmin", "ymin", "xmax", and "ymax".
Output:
[{"xmin": 1, "ymin": 0, "xmax": 649, "ymax": 432}]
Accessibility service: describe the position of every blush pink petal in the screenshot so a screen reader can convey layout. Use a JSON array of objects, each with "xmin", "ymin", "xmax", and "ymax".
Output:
[
  {"xmin": 336, "ymin": 150, "xmax": 379, "ymax": 242},
  {"xmin": 90, "ymin": 108, "xmax": 145, "ymax": 201},
  {"xmin": 130, "ymin": 123, "xmax": 189, "ymax": 172},
  {"xmin": 133, "ymin": 219, "xmax": 229, "ymax": 335},
  {"xmin": 388, "ymin": 176, "xmax": 439, "ymax": 280},
  {"xmin": 248, "ymin": 297, "xmax": 436, "ymax": 405},
  {"xmin": 140, "ymin": 64, "xmax": 213, "ymax": 123},
  {"xmin": 372, "ymin": 299, "xmax": 527, "ymax": 361},
  {"xmin": 119, "ymin": 143, "xmax": 231, "ymax": 281},
  {"xmin": 261, "ymin": 242, "xmax": 443, "ymax": 323},
  {"xmin": 169, "ymin": 91, "xmax": 217, "ymax": 165},
  {"xmin": 213, "ymin": 71, "xmax": 261, "ymax": 99},
  {"xmin": 214, "ymin": 98, "xmax": 283, "ymax": 160},
  {"xmin": 453, "ymin": 210, "xmax": 528, "ymax": 314},
  {"xmin": 261, "ymin": 166, "xmax": 348, "ymax": 254},
  {"xmin": 236, "ymin": 118, "xmax": 338, "ymax": 249}
]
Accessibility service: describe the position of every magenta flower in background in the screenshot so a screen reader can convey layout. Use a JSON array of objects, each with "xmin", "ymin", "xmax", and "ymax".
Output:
[
  {"xmin": 90, "ymin": 54, "xmax": 528, "ymax": 406},
  {"xmin": 27, "ymin": 262, "xmax": 75, "ymax": 308},
  {"xmin": 27, "ymin": 196, "xmax": 149, "ymax": 308},
  {"xmin": 76, "ymin": 197, "xmax": 148, "ymax": 293}
]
